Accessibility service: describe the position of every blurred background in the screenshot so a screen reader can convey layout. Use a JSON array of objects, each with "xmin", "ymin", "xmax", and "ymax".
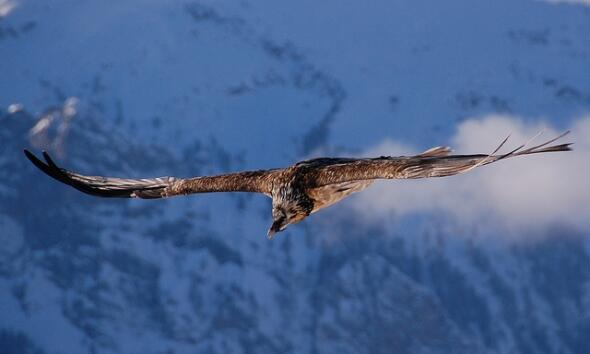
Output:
[{"xmin": 1, "ymin": 0, "xmax": 590, "ymax": 353}]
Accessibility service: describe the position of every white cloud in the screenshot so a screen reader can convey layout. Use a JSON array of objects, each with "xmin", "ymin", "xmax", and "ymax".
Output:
[{"xmin": 353, "ymin": 115, "xmax": 590, "ymax": 240}]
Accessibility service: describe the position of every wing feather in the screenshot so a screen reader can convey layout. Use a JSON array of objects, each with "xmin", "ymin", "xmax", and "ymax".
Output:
[
  {"xmin": 24, "ymin": 150, "xmax": 277, "ymax": 198},
  {"xmin": 302, "ymin": 132, "xmax": 572, "ymax": 187},
  {"xmin": 417, "ymin": 146, "xmax": 452, "ymax": 158}
]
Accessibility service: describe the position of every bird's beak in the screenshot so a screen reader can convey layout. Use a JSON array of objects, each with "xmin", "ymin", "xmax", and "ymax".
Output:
[
  {"xmin": 267, "ymin": 221, "xmax": 282, "ymax": 239},
  {"xmin": 267, "ymin": 228, "xmax": 276, "ymax": 239}
]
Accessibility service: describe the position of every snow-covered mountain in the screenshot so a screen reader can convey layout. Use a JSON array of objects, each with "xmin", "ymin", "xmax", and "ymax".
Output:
[{"xmin": 1, "ymin": 1, "xmax": 590, "ymax": 353}]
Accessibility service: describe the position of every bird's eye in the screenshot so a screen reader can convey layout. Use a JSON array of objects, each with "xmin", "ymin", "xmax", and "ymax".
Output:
[
  {"xmin": 280, "ymin": 212, "xmax": 287, "ymax": 220},
  {"xmin": 274, "ymin": 209, "xmax": 286, "ymax": 221}
]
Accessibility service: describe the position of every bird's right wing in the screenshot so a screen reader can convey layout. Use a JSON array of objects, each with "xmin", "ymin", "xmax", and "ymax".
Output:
[
  {"xmin": 24, "ymin": 150, "xmax": 279, "ymax": 199},
  {"xmin": 302, "ymin": 132, "xmax": 572, "ymax": 188}
]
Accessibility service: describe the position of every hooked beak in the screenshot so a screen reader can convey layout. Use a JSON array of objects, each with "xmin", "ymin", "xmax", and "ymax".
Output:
[{"xmin": 267, "ymin": 220, "xmax": 283, "ymax": 239}]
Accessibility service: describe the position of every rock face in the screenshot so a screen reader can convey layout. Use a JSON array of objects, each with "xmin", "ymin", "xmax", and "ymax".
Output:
[{"xmin": 1, "ymin": 1, "xmax": 590, "ymax": 353}]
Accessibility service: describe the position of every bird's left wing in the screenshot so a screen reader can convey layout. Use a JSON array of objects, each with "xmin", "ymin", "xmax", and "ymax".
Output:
[
  {"xmin": 24, "ymin": 150, "xmax": 279, "ymax": 198},
  {"xmin": 301, "ymin": 132, "xmax": 572, "ymax": 188}
]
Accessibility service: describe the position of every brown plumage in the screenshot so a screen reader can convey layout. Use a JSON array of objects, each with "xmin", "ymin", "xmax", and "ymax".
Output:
[{"xmin": 24, "ymin": 132, "xmax": 572, "ymax": 238}]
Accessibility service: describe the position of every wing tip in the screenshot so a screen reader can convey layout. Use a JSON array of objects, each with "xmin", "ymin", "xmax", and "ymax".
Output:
[
  {"xmin": 23, "ymin": 149, "xmax": 39, "ymax": 164},
  {"xmin": 24, "ymin": 149, "xmax": 167, "ymax": 199},
  {"xmin": 24, "ymin": 149, "xmax": 51, "ymax": 173}
]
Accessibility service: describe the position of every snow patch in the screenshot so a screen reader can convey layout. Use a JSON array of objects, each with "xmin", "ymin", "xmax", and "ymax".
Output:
[
  {"xmin": 7, "ymin": 103, "xmax": 24, "ymax": 114},
  {"xmin": 542, "ymin": 0, "xmax": 590, "ymax": 6},
  {"xmin": 0, "ymin": 0, "xmax": 17, "ymax": 18}
]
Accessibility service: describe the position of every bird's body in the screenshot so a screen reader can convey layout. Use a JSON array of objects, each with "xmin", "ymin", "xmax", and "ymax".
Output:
[{"xmin": 24, "ymin": 132, "xmax": 572, "ymax": 238}]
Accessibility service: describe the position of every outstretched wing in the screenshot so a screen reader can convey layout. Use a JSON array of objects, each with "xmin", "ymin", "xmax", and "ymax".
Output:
[
  {"xmin": 24, "ymin": 150, "xmax": 278, "ymax": 199},
  {"xmin": 302, "ymin": 132, "xmax": 573, "ymax": 188}
]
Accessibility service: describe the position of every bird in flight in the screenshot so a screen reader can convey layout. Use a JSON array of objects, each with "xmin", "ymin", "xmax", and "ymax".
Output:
[{"xmin": 24, "ymin": 132, "xmax": 571, "ymax": 238}]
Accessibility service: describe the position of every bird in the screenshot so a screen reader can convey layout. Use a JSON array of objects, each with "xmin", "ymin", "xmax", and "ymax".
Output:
[{"xmin": 24, "ymin": 132, "xmax": 572, "ymax": 239}]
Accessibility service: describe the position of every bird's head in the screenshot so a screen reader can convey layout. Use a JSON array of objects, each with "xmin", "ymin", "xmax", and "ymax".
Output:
[{"xmin": 267, "ymin": 203, "xmax": 311, "ymax": 239}]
